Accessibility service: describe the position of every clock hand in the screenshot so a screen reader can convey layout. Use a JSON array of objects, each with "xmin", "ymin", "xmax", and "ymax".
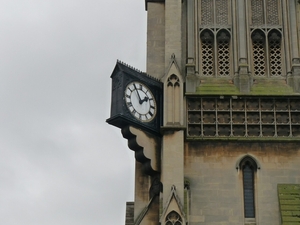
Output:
[
  {"xmin": 133, "ymin": 83, "xmax": 143, "ymax": 103},
  {"xmin": 140, "ymin": 96, "xmax": 149, "ymax": 104}
]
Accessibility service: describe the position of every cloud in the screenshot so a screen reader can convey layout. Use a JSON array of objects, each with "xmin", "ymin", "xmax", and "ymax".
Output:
[{"xmin": 0, "ymin": 0, "xmax": 145, "ymax": 224}]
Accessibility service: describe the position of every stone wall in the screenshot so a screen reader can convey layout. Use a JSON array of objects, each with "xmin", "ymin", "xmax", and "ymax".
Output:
[{"xmin": 184, "ymin": 142, "xmax": 300, "ymax": 225}]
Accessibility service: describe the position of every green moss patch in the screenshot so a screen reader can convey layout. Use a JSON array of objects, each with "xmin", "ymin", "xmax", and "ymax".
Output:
[
  {"xmin": 251, "ymin": 79, "xmax": 294, "ymax": 95},
  {"xmin": 190, "ymin": 78, "xmax": 297, "ymax": 96},
  {"xmin": 278, "ymin": 184, "xmax": 300, "ymax": 225},
  {"xmin": 194, "ymin": 78, "xmax": 239, "ymax": 95}
]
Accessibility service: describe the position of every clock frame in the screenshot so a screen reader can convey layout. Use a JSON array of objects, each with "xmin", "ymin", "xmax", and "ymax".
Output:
[
  {"xmin": 106, "ymin": 61, "xmax": 163, "ymax": 136},
  {"xmin": 124, "ymin": 81, "xmax": 157, "ymax": 122}
]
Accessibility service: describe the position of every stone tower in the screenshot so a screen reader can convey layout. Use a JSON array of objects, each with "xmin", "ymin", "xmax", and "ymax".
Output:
[{"xmin": 109, "ymin": 1, "xmax": 300, "ymax": 225}]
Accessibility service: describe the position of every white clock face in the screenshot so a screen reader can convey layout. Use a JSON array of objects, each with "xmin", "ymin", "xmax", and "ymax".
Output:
[{"xmin": 125, "ymin": 81, "xmax": 157, "ymax": 122}]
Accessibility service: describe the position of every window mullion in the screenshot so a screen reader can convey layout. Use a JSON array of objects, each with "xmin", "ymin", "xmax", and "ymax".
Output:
[
  {"xmin": 265, "ymin": 32, "xmax": 270, "ymax": 78},
  {"xmin": 263, "ymin": 0, "xmax": 267, "ymax": 25},
  {"xmin": 214, "ymin": 30, "xmax": 218, "ymax": 77}
]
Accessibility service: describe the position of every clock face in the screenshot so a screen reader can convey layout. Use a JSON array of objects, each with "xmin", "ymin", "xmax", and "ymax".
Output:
[{"xmin": 125, "ymin": 81, "xmax": 157, "ymax": 122}]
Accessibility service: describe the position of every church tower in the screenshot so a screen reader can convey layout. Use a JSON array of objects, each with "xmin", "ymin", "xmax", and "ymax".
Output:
[{"xmin": 107, "ymin": 1, "xmax": 300, "ymax": 225}]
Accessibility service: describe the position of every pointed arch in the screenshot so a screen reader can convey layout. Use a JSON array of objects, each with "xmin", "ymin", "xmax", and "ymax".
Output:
[
  {"xmin": 251, "ymin": 28, "xmax": 283, "ymax": 77},
  {"xmin": 166, "ymin": 74, "xmax": 181, "ymax": 124},
  {"xmin": 199, "ymin": 28, "xmax": 232, "ymax": 77},
  {"xmin": 251, "ymin": 29, "xmax": 266, "ymax": 76},
  {"xmin": 217, "ymin": 29, "xmax": 231, "ymax": 76},
  {"xmin": 239, "ymin": 156, "xmax": 258, "ymax": 219},
  {"xmin": 239, "ymin": 156, "xmax": 258, "ymax": 171},
  {"xmin": 162, "ymin": 55, "xmax": 184, "ymax": 126},
  {"xmin": 268, "ymin": 29, "xmax": 282, "ymax": 77},
  {"xmin": 160, "ymin": 185, "xmax": 186, "ymax": 225},
  {"xmin": 200, "ymin": 29, "xmax": 215, "ymax": 77}
]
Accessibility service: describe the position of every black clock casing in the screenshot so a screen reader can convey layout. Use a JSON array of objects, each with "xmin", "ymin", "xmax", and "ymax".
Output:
[{"xmin": 106, "ymin": 61, "xmax": 163, "ymax": 136}]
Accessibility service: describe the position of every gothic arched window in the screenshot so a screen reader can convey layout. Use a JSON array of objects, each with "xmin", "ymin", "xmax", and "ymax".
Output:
[
  {"xmin": 251, "ymin": 30, "xmax": 266, "ymax": 76},
  {"xmin": 200, "ymin": 30, "xmax": 215, "ymax": 77},
  {"xmin": 268, "ymin": 30, "xmax": 282, "ymax": 76},
  {"xmin": 200, "ymin": 29, "xmax": 232, "ymax": 77},
  {"xmin": 199, "ymin": 0, "xmax": 232, "ymax": 78},
  {"xmin": 217, "ymin": 30, "xmax": 231, "ymax": 76},
  {"xmin": 251, "ymin": 29, "xmax": 282, "ymax": 77},
  {"xmin": 239, "ymin": 157, "xmax": 258, "ymax": 218}
]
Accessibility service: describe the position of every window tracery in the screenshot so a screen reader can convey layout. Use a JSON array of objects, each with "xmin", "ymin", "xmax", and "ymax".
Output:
[
  {"xmin": 167, "ymin": 74, "xmax": 180, "ymax": 87},
  {"xmin": 200, "ymin": 29, "xmax": 231, "ymax": 77},
  {"xmin": 250, "ymin": 0, "xmax": 280, "ymax": 25},
  {"xmin": 200, "ymin": 30, "xmax": 214, "ymax": 76},
  {"xmin": 266, "ymin": 0, "xmax": 279, "ymax": 25},
  {"xmin": 251, "ymin": 0, "xmax": 264, "ymax": 25},
  {"xmin": 196, "ymin": 0, "xmax": 286, "ymax": 80},
  {"xmin": 216, "ymin": 0, "xmax": 229, "ymax": 25},
  {"xmin": 268, "ymin": 31, "xmax": 282, "ymax": 76},
  {"xmin": 201, "ymin": 0, "xmax": 213, "ymax": 25},
  {"xmin": 252, "ymin": 31, "xmax": 266, "ymax": 76},
  {"xmin": 251, "ymin": 29, "xmax": 282, "ymax": 77},
  {"xmin": 200, "ymin": 0, "xmax": 229, "ymax": 25},
  {"xmin": 217, "ymin": 31, "xmax": 231, "ymax": 76},
  {"xmin": 165, "ymin": 211, "xmax": 183, "ymax": 225}
]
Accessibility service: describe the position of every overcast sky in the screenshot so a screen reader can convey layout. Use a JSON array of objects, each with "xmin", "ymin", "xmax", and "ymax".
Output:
[{"xmin": 0, "ymin": 0, "xmax": 147, "ymax": 224}]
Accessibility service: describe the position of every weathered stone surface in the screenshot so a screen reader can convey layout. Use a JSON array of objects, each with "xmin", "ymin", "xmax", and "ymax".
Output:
[
  {"xmin": 125, "ymin": 202, "xmax": 134, "ymax": 225},
  {"xmin": 185, "ymin": 142, "xmax": 300, "ymax": 225}
]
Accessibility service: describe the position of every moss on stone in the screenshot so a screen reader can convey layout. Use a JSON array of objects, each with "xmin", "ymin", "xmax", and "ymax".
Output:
[
  {"xmin": 188, "ymin": 78, "xmax": 299, "ymax": 96},
  {"xmin": 278, "ymin": 184, "xmax": 300, "ymax": 225},
  {"xmin": 250, "ymin": 79, "xmax": 295, "ymax": 95},
  {"xmin": 193, "ymin": 78, "xmax": 239, "ymax": 95}
]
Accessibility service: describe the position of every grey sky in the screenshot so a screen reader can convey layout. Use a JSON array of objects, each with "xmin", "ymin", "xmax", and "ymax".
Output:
[{"xmin": 0, "ymin": 0, "xmax": 146, "ymax": 224}]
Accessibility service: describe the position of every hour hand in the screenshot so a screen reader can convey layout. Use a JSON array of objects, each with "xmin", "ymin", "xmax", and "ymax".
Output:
[{"xmin": 140, "ymin": 96, "xmax": 149, "ymax": 104}]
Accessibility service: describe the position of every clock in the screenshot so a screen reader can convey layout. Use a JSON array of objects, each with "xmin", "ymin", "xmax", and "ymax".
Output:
[
  {"xmin": 106, "ymin": 61, "xmax": 162, "ymax": 136},
  {"xmin": 125, "ymin": 81, "xmax": 157, "ymax": 122}
]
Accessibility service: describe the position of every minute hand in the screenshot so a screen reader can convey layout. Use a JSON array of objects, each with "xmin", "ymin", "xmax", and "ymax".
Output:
[{"xmin": 133, "ymin": 83, "xmax": 143, "ymax": 104}]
